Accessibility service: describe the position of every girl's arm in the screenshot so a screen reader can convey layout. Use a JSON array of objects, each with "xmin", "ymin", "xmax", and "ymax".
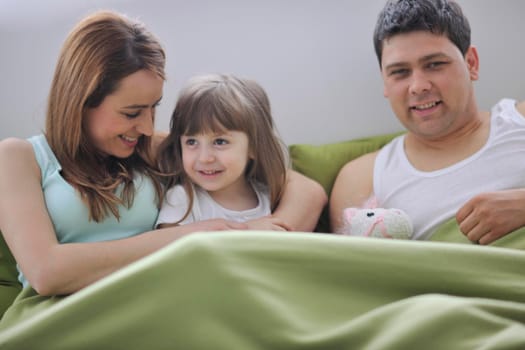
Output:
[
  {"xmin": 271, "ymin": 170, "xmax": 327, "ymax": 232},
  {"xmin": 0, "ymin": 138, "xmax": 244, "ymax": 296}
]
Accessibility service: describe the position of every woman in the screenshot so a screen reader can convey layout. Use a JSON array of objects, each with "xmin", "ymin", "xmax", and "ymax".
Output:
[{"xmin": 0, "ymin": 11, "xmax": 326, "ymax": 298}]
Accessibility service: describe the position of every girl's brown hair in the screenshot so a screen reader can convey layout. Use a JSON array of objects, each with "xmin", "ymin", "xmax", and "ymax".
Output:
[
  {"xmin": 157, "ymin": 74, "xmax": 288, "ymax": 223},
  {"xmin": 45, "ymin": 11, "xmax": 165, "ymax": 221}
]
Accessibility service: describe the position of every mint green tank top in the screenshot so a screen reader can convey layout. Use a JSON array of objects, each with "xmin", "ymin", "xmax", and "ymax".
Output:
[{"xmin": 20, "ymin": 135, "xmax": 160, "ymax": 286}]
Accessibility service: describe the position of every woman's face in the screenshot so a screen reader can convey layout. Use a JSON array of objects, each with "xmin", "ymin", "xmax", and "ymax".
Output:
[{"xmin": 84, "ymin": 69, "xmax": 163, "ymax": 158}]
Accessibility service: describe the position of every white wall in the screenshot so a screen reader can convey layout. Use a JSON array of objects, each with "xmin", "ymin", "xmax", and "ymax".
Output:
[{"xmin": 1, "ymin": 0, "xmax": 523, "ymax": 145}]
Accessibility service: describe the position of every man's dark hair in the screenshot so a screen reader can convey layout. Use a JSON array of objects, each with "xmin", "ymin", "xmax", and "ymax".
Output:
[{"xmin": 373, "ymin": 0, "xmax": 471, "ymax": 66}]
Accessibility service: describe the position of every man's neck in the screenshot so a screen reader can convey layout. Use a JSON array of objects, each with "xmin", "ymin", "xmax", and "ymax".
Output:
[{"xmin": 403, "ymin": 110, "xmax": 491, "ymax": 172}]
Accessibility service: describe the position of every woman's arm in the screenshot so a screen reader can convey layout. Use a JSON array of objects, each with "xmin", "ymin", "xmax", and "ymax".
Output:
[
  {"xmin": 151, "ymin": 132, "xmax": 324, "ymax": 232},
  {"xmin": 151, "ymin": 131, "xmax": 327, "ymax": 232},
  {"xmin": 271, "ymin": 170, "xmax": 327, "ymax": 232},
  {"xmin": 0, "ymin": 138, "xmax": 244, "ymax": 296}
]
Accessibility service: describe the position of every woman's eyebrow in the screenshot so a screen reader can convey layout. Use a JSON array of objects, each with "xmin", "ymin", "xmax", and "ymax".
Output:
[{"xmin": 123, "ymin": 96, "xmax": 163, "ymax": 109}]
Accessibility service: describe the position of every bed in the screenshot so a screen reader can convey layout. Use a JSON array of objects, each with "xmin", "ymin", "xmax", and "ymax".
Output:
[{"xmin": 0, "ymin": 132, "xmax": 524, "ymax": 349}]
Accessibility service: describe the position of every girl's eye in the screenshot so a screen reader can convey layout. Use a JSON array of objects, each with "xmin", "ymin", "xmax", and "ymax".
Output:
[
  {"xmin": 184, "ymin": 138, "xmax": 197, "ymax": 146},
  {"xmin": 214, "ymin": 138, "xmax": 228, "ymax": 146}
]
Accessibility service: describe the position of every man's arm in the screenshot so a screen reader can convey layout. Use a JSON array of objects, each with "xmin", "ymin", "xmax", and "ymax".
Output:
[
  {"xmin": 455, "ymin": 99, "xmax": 525, "ymax": 244},
  {"xmin": 517, "ymin": 100, "xmax": 525, "ymax": 117},
  {"xmin": 329, "ymin": 151, "xmax": 378, "ymax": 233}
]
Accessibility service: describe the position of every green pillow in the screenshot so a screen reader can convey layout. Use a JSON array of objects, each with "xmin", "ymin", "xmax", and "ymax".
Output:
[
  {"xmin": 289, "ymin": 132, "xmax": 403, "ymax": 232},
  {"xmin": 0, "ymin": 231, "xmax": 22, "ymax": 317}
]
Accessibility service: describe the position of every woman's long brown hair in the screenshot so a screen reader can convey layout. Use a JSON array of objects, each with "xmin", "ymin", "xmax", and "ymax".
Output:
[{"xmin": 45, "ymin": 11, "xmax": 165, "ymax": 221}]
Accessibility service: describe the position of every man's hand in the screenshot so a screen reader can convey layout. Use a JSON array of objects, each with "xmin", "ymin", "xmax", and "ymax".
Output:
[{"xmin": 456, "ymin": 189, "xmax": 525, "ymax": 245}]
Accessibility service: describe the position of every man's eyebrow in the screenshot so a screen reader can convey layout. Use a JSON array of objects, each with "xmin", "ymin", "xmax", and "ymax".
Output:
[
  {"xmin": 383, "ymin": 61, "xmax": 408, "ymax": 71},
  {"xmin": 419, "ymin": 52, "xmax": 449, "ymax": 62},
  {"xmin": 122, "ymin": 96, "xmax": 163, "ymax": 109},
  {"xmin": 383, "ymin": 52, "xmax": 450, "ymax": 71}
]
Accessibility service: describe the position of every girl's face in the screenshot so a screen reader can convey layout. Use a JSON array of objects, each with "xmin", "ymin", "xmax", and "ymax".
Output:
[
  {"xmin": 181, "ymin": 129, "xmax": 252, "ymax": 197},
  {"xmin": 84, "ymin": 69, "xmax": 163, "ymax": 158}
]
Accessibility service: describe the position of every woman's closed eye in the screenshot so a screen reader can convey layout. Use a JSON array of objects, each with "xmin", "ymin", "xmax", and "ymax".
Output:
[{"xmin": 123, "ymin": 110, "xmax": 141, "ymax": 118}]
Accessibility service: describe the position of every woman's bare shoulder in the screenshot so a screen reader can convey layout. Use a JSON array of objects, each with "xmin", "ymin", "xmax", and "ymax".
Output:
[
  {"xmin": 0, "ymin": 137, "xmax": 40, "ymax": 178},
  {"xmin": 0, "ymin": 137, "xmax": 33, "ymax": 157}
]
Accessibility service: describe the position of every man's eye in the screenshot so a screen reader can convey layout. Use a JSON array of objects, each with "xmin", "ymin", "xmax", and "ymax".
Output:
[
  {"xmin": 389, "ymin": 69, "xmax": 408, "ymax": 77},
  {"xmin": 428, "ymin": 61, "xmax": 446, "ymax": 69}
]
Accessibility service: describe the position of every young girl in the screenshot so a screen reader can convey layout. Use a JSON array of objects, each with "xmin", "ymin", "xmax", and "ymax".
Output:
[{"xmin": 156, "ymin": 74, "xmax": 289, "ymax": 229}]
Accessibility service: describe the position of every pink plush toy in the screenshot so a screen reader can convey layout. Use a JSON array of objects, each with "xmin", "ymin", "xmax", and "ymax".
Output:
[{"xmin": 341, "ymin": 207, "xmax": 413, "ymax": 239}]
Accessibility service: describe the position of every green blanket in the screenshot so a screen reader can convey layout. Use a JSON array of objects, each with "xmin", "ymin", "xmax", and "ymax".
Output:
[
  {"xmin": 431, "ymin": 217, "xmax": 525, "ymax": 250},
  {"xmin": 1, "ymin": 230, "xmax": 524, "ymax": 349}
]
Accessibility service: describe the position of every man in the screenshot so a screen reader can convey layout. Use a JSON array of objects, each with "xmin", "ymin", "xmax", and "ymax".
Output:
[{"xmin": 330, "ymin": 0, "xmax": 525, "ymax": 244}]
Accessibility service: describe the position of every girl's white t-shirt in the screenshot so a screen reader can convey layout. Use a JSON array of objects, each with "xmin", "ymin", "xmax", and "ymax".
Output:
[{"xmin": 156, "ymin": 182, "xmax": 271, "ymax": 227}]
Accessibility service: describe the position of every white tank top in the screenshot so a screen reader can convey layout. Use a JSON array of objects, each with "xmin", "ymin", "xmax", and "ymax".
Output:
[{"xmin": 374, "ymin": 99, "xmax": 525, "ymax": 240}]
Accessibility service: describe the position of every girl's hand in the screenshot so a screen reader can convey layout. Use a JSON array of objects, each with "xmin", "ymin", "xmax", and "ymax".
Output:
[
  {"xmin": 245, "ymin": 216, "xmax": 292, "ymax": 231},
  {"xmin": 160, "ymin": 218, "xmax": 248, "ymax": 231},
  {"xmin": 191, "ymin": 218, "xmax": 248, "ymax": 231}
]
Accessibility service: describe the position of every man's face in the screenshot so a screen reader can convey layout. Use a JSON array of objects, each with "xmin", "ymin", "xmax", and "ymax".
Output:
[{"xmin": 380, "ymin": 31, "xmax": 479, "ymax": 140}]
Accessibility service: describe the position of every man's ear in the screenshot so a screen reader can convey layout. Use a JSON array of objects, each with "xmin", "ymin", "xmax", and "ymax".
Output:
[
  {"xmin": 380, "ymin": 65, "xmax": 389, "ymax": 98},
  {"xmin": 465, "ymin": 46, "xmax": 479, "ymax": 81}
]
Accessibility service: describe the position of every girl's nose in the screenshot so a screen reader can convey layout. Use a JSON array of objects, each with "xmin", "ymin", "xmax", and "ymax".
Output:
[{"xmin": 198, "ymin": 146, "xmax": 215, "ymax": 162}]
